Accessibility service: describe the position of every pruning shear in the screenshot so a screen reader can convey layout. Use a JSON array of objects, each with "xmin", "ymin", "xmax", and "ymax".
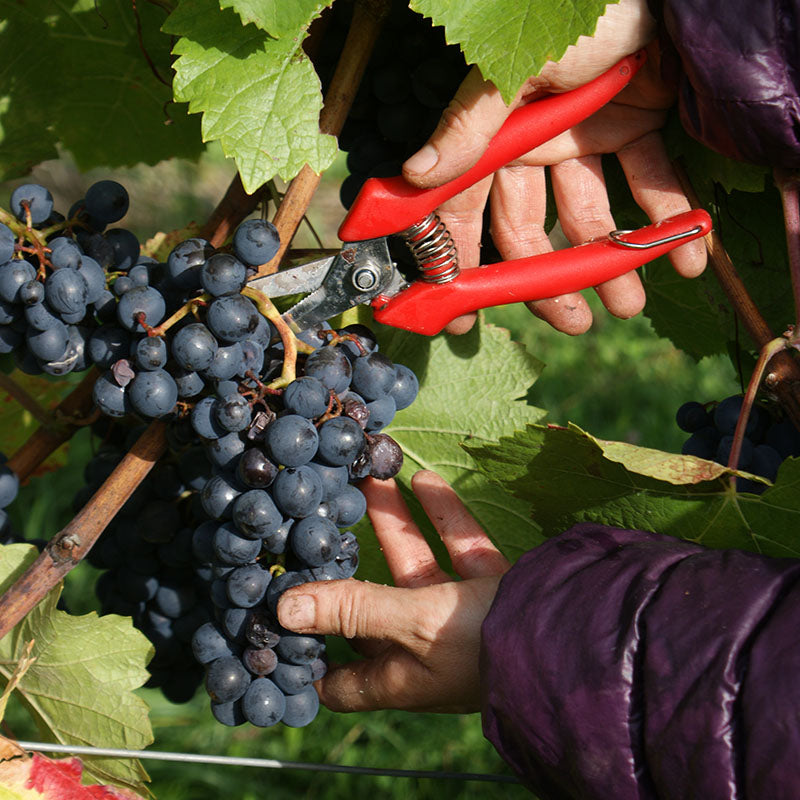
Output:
[{"xmin": 251, "ymin": 51, "xmax": 712, "ymax": 336}]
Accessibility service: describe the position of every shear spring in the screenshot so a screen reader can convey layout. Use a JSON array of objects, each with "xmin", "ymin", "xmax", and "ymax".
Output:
[{"xmin": 401, "ymin": 213, "xmax": 460, "ymax": 284}]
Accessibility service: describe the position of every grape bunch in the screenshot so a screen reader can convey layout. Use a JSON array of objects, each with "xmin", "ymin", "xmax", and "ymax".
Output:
[
  {"xmin": 677, "ymin": 396, "xmax": 800, "ymax": 492},
  {"xmin": 314, "ymin": 1, "xmax": 469, "ymax": 210},
  {"xmin": 189, "ymin": 329, "xmax": 417, "ymax": 728}
]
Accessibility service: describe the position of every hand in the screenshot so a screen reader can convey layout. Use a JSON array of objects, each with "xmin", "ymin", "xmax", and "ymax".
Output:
[
  {"xmin": 276, "ymin": 470, "xmax": 510, "ymax": 713},
  {"xmin": 402, "ymin": 0, "xmax": 706, "ymax": 335}
]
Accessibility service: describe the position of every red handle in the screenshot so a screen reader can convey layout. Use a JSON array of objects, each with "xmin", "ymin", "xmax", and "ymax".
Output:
[
  {"xmin": 338, "ymin": 51, "xmax": 645, "ymax": 243},
  {"xmin": 371, "ymin": 209, "xmax": 712, "ymax": 335}
]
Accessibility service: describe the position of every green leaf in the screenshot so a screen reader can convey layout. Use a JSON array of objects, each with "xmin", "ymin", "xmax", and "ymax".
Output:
[
  {"xmin": 0, "ymin": 0, "xmax": 202, "ymax": 179},
  {"xmin": 411, "ymin": 0, "xmax": 615, "ymax": 102},
  {"xmin": 164, "ymin": 0, "xmax": 338, "ymax": 194},
  {"xmin": 466, "ymin": 423, "xmax": 800, "ymax": 558},
  {"xmin": 220, "ymin": 0, "xmax": 330, "ymax": 37},
  {"xmin": 354, "ymin": 316, "xmax": 547, "ymax": 582},
  {"xmin": 0, "ymin": 545, "xmax": 153, "ymax": 796}
]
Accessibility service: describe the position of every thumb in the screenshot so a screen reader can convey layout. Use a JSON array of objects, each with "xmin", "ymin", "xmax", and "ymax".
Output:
[
  {"xmin": 277, "ymin": 580, "xmax": 419, "ymax": 645},
  {"xmin": 402, "ymin": 66, "xmax": 518, "ymax": 188}
]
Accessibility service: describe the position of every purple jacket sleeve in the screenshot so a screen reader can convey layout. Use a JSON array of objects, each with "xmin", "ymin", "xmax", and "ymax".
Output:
[
  {"xmin": 480, "ymin": 524, "xmax": 800, "ymax": 799},
  {"xmin": 650, "ymin": 0, "xmax": 800, "ymax": 167}
]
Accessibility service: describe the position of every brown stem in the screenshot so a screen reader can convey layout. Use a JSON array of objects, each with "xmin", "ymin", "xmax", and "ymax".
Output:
[
  {"xmin": 0, "ymin": 421, "xmax": 167, "ymax": 642},
  {"xmin": 7, "ymin": 368, "xmax": 99, "ymax": 483},
  {"xmin": 0, "ymin": 373, "xmax": 59, "ymax": 430},
  {"xmin": 775, "ymin": 169, "xmax": 800, "ymax": 332},
  {"xmin": 727, "ymin": 336, "xmax": 787, "ymax": 488},
  {"xmin": 253, "ymin": 0, "xmax": 391, "ymax": 278},
  {"xmin": 673, "ymin": 163, "xmax": 800, "ymax": 430}
]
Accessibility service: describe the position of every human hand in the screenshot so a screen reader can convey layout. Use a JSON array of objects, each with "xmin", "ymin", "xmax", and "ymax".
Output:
[
  {"xmin": 402, "ymin": 0, "xmax": 706, "ymax": 335},
  {"xmin": 276, "ymin": 470, "xmax": 510, "ymax": 713}
]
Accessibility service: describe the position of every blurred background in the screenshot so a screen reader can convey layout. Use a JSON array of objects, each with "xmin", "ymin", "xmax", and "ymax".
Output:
[{"xmin": 0, "ymin": 144, "xmax": 735, "ymax": 798}]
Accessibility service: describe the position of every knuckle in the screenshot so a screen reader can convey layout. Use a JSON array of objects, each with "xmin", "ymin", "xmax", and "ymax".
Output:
[{"xmin": 437, "ymin": 101, "xmax": 493, "ymax": 151}]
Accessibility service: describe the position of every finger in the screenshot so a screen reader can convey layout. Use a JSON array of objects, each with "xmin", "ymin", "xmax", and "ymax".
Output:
[
  {"xmin": 411, "ymin": 470, "xmax": 510, "ymax": 578},
  {"xmin": 403, "ymin": 67, "xmax": 514, "ymax": 188},
  {"xmin": 317, "ymin": 647, "xmax": 441, "ymax": 713},
  {"xmin": 277, "ymin": 580, "xmax": 424, "ymax": 648},
  {"xmin": 551, "ymin": 155, "xmax": 647, "ymax": 319},
  {"xmin": 488, "ymin": 163, "xmax": 594, "ymax": 333},
  {"xmin": 361, "ymin": 477, "xmax": 449, "ymax": 588},
  {"xmin": 617, "ymin": 131, "xmax": 707, "ymax": 277}
]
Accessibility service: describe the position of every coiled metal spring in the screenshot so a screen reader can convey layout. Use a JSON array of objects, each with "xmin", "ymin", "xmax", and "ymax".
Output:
[{"xmin": 400, "ymin": 213, "xmax": 459, "ymax": 284}]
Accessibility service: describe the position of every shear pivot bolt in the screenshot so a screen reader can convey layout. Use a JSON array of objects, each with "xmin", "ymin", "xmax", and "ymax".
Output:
[{"xmin": 352, "ymin": 265, "xmax": 379, "ymax": 291}]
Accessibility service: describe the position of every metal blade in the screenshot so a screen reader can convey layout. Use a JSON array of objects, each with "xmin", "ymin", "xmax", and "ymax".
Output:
[
  {"xmin": 282, "ymin": 239, "xmax": 400, "ymax": 333},
  {"xmin": 247, "ymin": 255, "xmax": 336, "ymax": 298}
]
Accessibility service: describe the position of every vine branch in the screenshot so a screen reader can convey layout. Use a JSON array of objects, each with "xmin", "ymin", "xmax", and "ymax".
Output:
[
  {"xmin": 775, "ymin": 169, "xmax": 800, "ymax": 332},
  {"xmin": 254, "ymin": 0, "xmax": 392, "ymax": 279},
  {"xmin": 0, "ymin": 421, "xmax": 167, "ymax": 642},
  {"xmin": 0, "ymin": 373, "xmax": 58, "ymax": 430}
]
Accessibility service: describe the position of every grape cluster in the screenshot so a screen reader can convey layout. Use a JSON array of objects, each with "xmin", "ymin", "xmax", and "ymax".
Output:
[
  {"xmin": 190, "ymin": 329, "xmax": 417, "ymax": 728},
  {"xmin": 315, "ymin": 2, "xmax": 468, "ymax": 210},
  {"xmin": 677, "ymin": 396, "xmax": 800, "ymax": 492}
]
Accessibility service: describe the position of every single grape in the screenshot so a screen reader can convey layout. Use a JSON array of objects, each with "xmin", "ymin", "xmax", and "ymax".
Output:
[
  {"xmin": 203, "ymin": 342, "xmax": 243, "ymax": 381},
  {"xmin": 205, "ymin": 431, "xmax": 246, "ymax": 472},
  {"xmin": 167, "ymin": 238, "xmax": 213, "ymax": 289},
  {"xmin": 226, "ymin": 564, "xmax": 271, "ymax": 608},
  {"xmin": 307, "ymin": 462, "xmax": 348, "ymax": 501},
  {"xmin": 201, "ymin": 474, "xmax": 242, "ymax": 520},
  {"xmin": 215, "ymin": 392, "xmax": 252, "ymax": 433},
  {"xmin": 351, "ymin": 352, "xmax": 396, "ymax": 400},
  {"xmin": 19, "ymin": 279, "xmax": 44, "ymax": 306},
  {"xmin": 275, "ymin": 633, "xmax": 324, "ymax": 665},
  {"xmin": 242, "ymin": 677, "xmax": 286, "ymax": 727},
  {"xmin": 281, "ymin": 686, "xmax": 320, "ymax": 727},
  {"xmin": 213, "ymin": 520, "xmax": 262, "ymax": 565},
  {"xmin": 211, "ymin": 700, "xmax": 246, "ymax": 727},
  {"xmin": 290, "ymin": 515, "xmax": 341, "ymax": 566},
  {"xmin": 105, "ymin": 228, "xmax": 140, "ymax": 270},
  {"xmin": 201, "ymin": 253, "xmax": 247, "ymax": 296},
  {"xmin": 0, "ymin": 465, "xmax": 19, "ymax": 508},
  {"xmin": 206, "ymin": 656, "xmax": 251, "ymax": 703},
  {"xmin": 365, "ymin": 395, "xmax": 396, "ymax": 431},
  {"xmin": 128, "ymin": 369, "xmax": 178, "ymax": 418},
  {"xmin": 283, "ymin": 376, "xmax": 329, "ymax": 418},
  {"xmin": 389, "ymin": 363, "xmax": 419, "ymax": 410},
  {"xmin": 317, "ymin": 416, "xmax": 365, "ymax": 466},
  {"xmin": 0, "ymin": 260, "xmax": 36, "ymax": 303},
  {"xmin": 271, "ymin": 662, "xmax": 313, "ymax": 695},
  {"xmin": 303, "ymin": 346, "xmax": 352, "ymax": 394},
  {"xmin": 242, "ymin": 646, "xmax": 278, "ymax": 676},
  {"xmin": 27, "ymin": 322, "xmax": 69, "ymax": 361},
  {"xmin": 0, "ymin": 223, "xmax": 14, "ymax": 263},
  {"xmin": 206, "ymin": 295, "xmax": 261, "ymax": 342},
  {"xmin": 334, "ymin": 484, "xmax": 366, "ymax": 526},
  {"xmin": 117, "ymin": 285, "xmax": 166, "ymax": 332},
  {"xmin": 366, "ymin": 433, "xmax": 403, "ymax": 479},
  {"xmin": 191, "ymin": 396, "xmax": 228, "ymax": 440},
  {"xmin": 271, "ymin": 466, "xmax": 323, "ymax": 518},
  {"xmin": 172, "ymin": 322, "xmax": 218, "ymax": 372},
  {"xmin": 84, "ymin": 180, "xmax": 129, "ymax": 223},
  {"xmin": 236, "ymin": 448, "xmax": 278, "ymax": 489},
  {"xmin": 134, "ymin": 336, "xmax": 167, "ymax": 371},
  {"xmin": 155, "ymin": 582, "xmax": 197, "ymax": 618},
  {"xmin": 11, "ymin": 184, "xmax": 54, "ymax": 224},
  {"xmin": 232, "ymin": 489, "xmax": 283, "ymax": 539},
  {"xmin": 265, "ymin": 414, "xmax": 319, "ymax": 467},
  {"xmin": 233, "ymin": 219, "xmax": 281, "ymax": 267}
]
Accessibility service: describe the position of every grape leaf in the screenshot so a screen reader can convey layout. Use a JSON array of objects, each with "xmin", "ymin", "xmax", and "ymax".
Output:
[
  {"xmin": 411, "ymin": 0, "xmax": 615, "ymax": 102},
  {"xmin": 220, "ymin": 0, "xmax": 330, "ymax": 37},
  {"xmin": 0, "ymin": 545, "xmax": 153, "ymax": 796},
  {"xmin": 466, "ymin": 423, "xmax": 800, "ymax": 558},
  {"xmin": 0, "ymin": 753, "xmax": 145, "ymax": 799},
  {"xmin": 0, "ymin": 0, "xmax": 202, "ymax": 180},
  {"xmin": 163, "ymin": 0, "xmax": 337, "ymax": 194},
  {"xmin": 353, "ymin": 316, "xmax": 547, "ymax": 583}
]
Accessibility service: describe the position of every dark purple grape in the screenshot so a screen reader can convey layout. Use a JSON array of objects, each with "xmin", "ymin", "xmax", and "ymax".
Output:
[
  {"xmin": 167, "ymin": 238, "xmax": 212, "ymax": 289},
  {"xmin": 271, "ymin": 466, "xmax": 323, "ymax": 518},
  {"xmin": 317, "ymin": 416, "xmax": 365, "ymax": 466},
  {"xmin": 351, "ymin": 352, "xmax": 395, "ymax": 400},
  {"xmin": 334, "ymin": 484, "xmax": 366, "ymax": 526},
  {"xmin": 215, "ymin": 393, "xmax": 251, "ymax": 432},
  {"xmin": 265, "ymin": 414, "xmax": 319, "ymax": 467},
  {"xmin": 226, "ymin": 564, "xmax": 271, "ymax": 607},
  {"xmin": 201, "ymin": 253, "xmax": 248, "ymax": 296},
  {"xmin": 236, "ymin": 448, "xmax": 278, "ymax": 489},
  {"xmin": 389, "ymin": 363, "xmax": 418, "ymax": 410},
  {"xmin": 366, "ymin": 433, "xmax": 403, "ymax": 479},
  {"xmin": 0, "ymin": 260, "xmax": 36, "ymax": 303},
  {"xmin": 134, "ymin": 335, "xmax": 167, "ymax": 370},
  {"xmin": 365, "ymin": 395, "xmax": 396, "ymax": 431},
  {"xmin": 283, "ymin": 376, "xmax": 329, "ymax": 418},
  {"xmin": 242, "ymin": 646, "xmax": 278, "ymax": 676},
  {"xmin": 117, "ymin": 286, "xmax": 166, "ymax": 332},
  {"xmin": 128, "ymin": 369, "xmax": 178, "ymax": 418},
  {"xmin": 201, "ymin": 475, "xmax": 242, "ymax": 520},
  {"xmin": 271, "ymin": 662, "xmax": 313, "ymax": 694},
  {"xmin": 85, "ymin": 180, "xmax": 129, "ymax": 224},
  {"xmin": 233, "ymin": 219, "xmax": 281, "ymax": 267},
  {"xmin": 11, "ymin": 184, "xmax": 53, "ymax": 224},
  {"xmin": 281, "ymin": 686, "xmax": 320, "ymax": 727},
  {"xmin": 206, "ymin": 294, "xmax": 261, "ymax": 342},
  {"xmin": 232, "ymin": 489, "xmax": 283, "ymax": 539},
  {"xmin": 213, "ymin": 521, "xmax": 262, "ymax": 565},
  {"xmin": 105, "ymin": 228, "xmax": 140, "ymax": 270},
  {"xmin": 242, "ymin": 677, "xmax": 285, "ymax": 726},
  {"xmin": 303, "ymin": 346, "xmax": 352, "ymax": 394},
  {"xmin": 206, "ymin": 656, "xmax": 251, "ymax": 703},
  {"xmin": 172, "ymin": 322, "xmax": 218, "ymax": 371},
  {"xmin": 44, "ymin": 268, "xmax": 88, "ymax": 316},
  {"xmin": 290, "ymin": 516, "xmax": 341, "ymax": 567}
]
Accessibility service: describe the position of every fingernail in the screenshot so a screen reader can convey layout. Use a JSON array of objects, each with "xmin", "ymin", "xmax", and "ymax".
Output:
[
  {"xmin": 404, "ymin": 144, "xmax": 438, "ymax": 175},
  {"xmin": 278, "ymin": 594, "xmax": 315, "ymax": 630}
]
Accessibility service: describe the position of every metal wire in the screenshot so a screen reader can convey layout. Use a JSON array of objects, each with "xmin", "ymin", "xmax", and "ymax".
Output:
[{"xmin": 17, "ymin": 741, "xmax": 520, "ymax": 784}]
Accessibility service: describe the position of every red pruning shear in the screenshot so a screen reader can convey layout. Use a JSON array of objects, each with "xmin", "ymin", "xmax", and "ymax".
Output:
[{"xmin": 251, "ymin": 51, "xmax": 711, "ymax": 336}]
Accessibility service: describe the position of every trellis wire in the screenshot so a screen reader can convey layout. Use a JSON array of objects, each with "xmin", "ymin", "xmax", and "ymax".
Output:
[{"xmin": 17, "ymin": 741, "xmax": 520, "ymax": 784}]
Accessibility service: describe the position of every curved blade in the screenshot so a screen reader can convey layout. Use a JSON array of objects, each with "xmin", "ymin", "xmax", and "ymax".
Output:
[{"xmin": 247, "ymin": 255, "xmax": 336, "ymax": 298}]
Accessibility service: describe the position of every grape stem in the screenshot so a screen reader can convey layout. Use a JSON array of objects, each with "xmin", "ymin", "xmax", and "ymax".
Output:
[
  {"xmin": 252, "ymin": 0, "xmax": 392, "ymax": 279},
  {"xmin": 147, "ymin": 293, "xmax": 210, "ymax": 338},
  {"xmin": 674, "ymin": 162, "xmax": 800, "ymax": 432},
  {"xmin": 7, "ymin": 368, "xmax": 99, "ymax": 483},
  {"xmin": 240, "ymin": 286, "xmax": 313, "ymax": 388},
  {"xmin": 0, "ymin": 421, "xmax": 167, "ymax": 642},
  {"xmin": 726, "ymin": 335, "xmax": 789, "ymax": 488}
]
